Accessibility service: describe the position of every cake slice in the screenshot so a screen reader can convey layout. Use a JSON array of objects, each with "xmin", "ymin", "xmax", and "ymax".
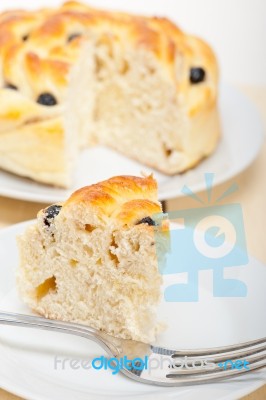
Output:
[{"xmin": 17, "ymin": 175, "xmax": 168, "ymax": 343}]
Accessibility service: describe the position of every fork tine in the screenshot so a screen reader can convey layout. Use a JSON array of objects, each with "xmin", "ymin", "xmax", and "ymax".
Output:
[
  {"xmin": 165, "ymin": 361, "xmax": 266, "ymax": 383},
  {"xmin": 171, "ymin": 344, "xmax": 266, "ymax": 364},
  {"xmin": 207, "ymin": 344, "xmax": 266, "ymax": 364},
  {"xmin": 169, "ymin": 337, "xmax": 266, "ymax": 357},
  {"xmin": 167, "ymin": 353, "xmax": 266, "ymax": 375}
]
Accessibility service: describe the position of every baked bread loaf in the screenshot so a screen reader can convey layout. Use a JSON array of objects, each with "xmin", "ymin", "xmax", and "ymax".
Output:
[
  {"xmin": 0, "ymin": 1, "xmax": 219, "ymax": 186},
  {"xmin": 17, "ymin": 175, "xmax": 168, "ymax": 343}
]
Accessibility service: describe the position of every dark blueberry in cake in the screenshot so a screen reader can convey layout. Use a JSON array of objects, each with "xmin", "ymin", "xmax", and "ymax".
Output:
[
  {"xmin": 37, "ymin": 93, "xmax": 57, "ymax": 106},
  {"xmin": 190, "ymin": 67, "xmax": 206, "ymax": 84},
  {"xmin": 44, "ymin": 205, "xmax": 62, "ymax": 227},
  {"xmin": 136, "ymin": 217, "xmax": 156, "ymax": 226},
  {"xmin": 5, "ymin": 83, "xmax": 18, "ymax": 90},
  {"xmin": 67, "ymin": 33, "xmax": 82, "ymax": 42}
]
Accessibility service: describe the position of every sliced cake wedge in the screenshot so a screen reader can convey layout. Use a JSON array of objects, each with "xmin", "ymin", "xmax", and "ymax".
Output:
[{"xmin": 17, "ymin": 175, "xmax": 168, "ymax": 343}]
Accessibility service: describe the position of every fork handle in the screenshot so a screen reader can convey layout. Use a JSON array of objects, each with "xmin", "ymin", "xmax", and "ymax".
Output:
[{"xmin": 0, "ymin": 310, "xmax": 101, "ymax": 343}]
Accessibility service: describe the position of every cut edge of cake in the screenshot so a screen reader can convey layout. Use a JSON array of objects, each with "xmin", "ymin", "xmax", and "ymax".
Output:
[{"xmin": 16, "ymin": 175, "xmax": 169, "ymax": 343}]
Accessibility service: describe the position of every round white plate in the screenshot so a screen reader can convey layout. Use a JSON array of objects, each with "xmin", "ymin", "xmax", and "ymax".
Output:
[
  {"xmin": 0, "ymin": 83, "xmax": 264, "ymax": 203},
  {"xmin": 0, "ymin": 220, "xmax": 265, "ymax": 400}
]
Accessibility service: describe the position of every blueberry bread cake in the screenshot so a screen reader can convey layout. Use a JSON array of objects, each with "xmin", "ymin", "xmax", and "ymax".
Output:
[
  {"xmin": 17, "ymin": 175, "xmax": 168, "ymax": 342},
  {"xmin": 0, "ymin": 1, "xmax": 219, "ymax": 186}
]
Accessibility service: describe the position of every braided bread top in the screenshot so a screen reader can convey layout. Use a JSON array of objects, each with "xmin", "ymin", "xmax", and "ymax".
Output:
[
  {"xmin": 38, "ymin": 175, "xmax": 163, "ymax": 227},
  {"xmin": 66, "ymin": 174, "xmax": 162, "ymax": 225},
  {"xmin": 0, "ymin": 1, "xmax": 218, "ymax": 132}
]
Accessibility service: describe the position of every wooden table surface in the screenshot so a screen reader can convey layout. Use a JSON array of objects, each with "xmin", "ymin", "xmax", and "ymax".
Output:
[{"xmin": 0, "ymin": 86, "xmax": 265, "ymax": 399}]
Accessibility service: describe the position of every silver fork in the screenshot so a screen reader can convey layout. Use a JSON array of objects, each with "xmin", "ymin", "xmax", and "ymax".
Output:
[{"xmin": 0, "ymin": 311, "xmax": 265, "ymax": 386}]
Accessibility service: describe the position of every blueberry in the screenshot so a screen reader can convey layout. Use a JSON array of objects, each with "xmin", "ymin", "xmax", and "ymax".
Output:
[
  {"xmin": 136, "ymin": 217, "xmax": 156, "ymax": 226},
  {"xmin": 37, "ymin": 93, "xmax": 57, "ymax": 106},
  {"xmin": 44, "ymin": 205, "xmax": 62, "ymax": 227},
  {"xmin": 67, "ymin": 33, "xmax": 81, "ymax": 43},
  {"xmin": 190, "ymin": 67, "xmax": 206, "ymax": 84},
  {"xmin": 5, "ymin": 83, "xmax": 18, "ymax": 90}
]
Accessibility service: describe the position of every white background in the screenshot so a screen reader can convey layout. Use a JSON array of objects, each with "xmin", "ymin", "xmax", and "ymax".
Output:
[{"xmin": 1, "ymin": 0, "xmax": 266, "ymax": 87}]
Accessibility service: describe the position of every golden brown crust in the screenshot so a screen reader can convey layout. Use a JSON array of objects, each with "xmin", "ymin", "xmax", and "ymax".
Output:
[
  {"xmin": 63, "ymin": 175, "xmax": 162, "ymax": 224},
  {"xmin": 0, "ymin": 1, "xmax": 217, "ymax": 112},
  {"xmin": 114, "ymin": 199, "xmax": 162, "ymax": 225},
  {"xmin": 0, "ymin": 116, "xmax": 71, "ymax": 187},
  {"xmin": 66, "ymin": 175, "xmax": 157, "ymax": 202},
  {"xmin": 0, "ymin": 1, "xmax": 218, "ymax": 185}
]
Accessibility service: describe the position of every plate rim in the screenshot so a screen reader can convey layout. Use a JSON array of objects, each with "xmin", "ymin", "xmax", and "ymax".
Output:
[{"xmin": 0, "ymin": 372, "xmax": 265, "ymax": 400}]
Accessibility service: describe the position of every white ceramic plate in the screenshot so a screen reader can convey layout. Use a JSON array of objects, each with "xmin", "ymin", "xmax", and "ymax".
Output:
[
  {"xmin": 0, "ymin": 220, "xmax": 265, "ymax": 400},
  {"xmin": 0, "ymin": 83, "xmax": 264, "ymax": 203}
]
